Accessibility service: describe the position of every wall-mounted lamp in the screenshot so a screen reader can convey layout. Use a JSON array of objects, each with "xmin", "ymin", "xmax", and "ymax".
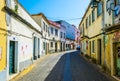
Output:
[{"xmin": 32, "ymin": 32, "xmax": 35, "ymax": 36}]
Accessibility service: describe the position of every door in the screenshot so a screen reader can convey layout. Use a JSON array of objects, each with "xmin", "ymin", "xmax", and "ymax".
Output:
[
  {"xmin": 38, "ymin": 38, "xmax": 40, "ymax": 58},
  {"xmin": 46, "ymin": 43, "xmax": 49, "ymax": 54},
  {"xmin": 97, "ymin": 39, "xmax": 102, "ymax": 65},
  {"xmin": 61, "ymin": 43, "xmax": 62, "ymax": 51},
  {"xmin": 63, "ymin": 42, "xmax": 65, "ymax": 51},
  {"xmin": 48, "ymin": 43, "xmax": 49, "ymax": 54},
  {"xmin": 9, "ymin": 41, "xmax": 15, "ymax": 75},
  {"xmin": 33, "ymin": 37, "xmax": 37, "ymax": 60},
  {"xmin": 116, "ymin": 43, "xmax": 120, "ymax": 76},
  {"xmin": 89, "ymin": 41, "xmax": 91, "ymax": 57},
  {"xmin": 55, "ymin": 42, "xmax": 57, "ymax": 52}
]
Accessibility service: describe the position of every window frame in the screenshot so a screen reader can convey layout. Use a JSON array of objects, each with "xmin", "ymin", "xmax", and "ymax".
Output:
[{"xmin": 92, "ymin": 9, "xmax": 95, "ymax": 22}]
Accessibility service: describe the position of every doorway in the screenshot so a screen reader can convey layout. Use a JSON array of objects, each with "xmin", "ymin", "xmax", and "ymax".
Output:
[
  {"xmin": 89, "ymin": 41, "xmax": 91, "ymax": 57},
  {"xmin": 46, "ymin": 43, "xmax": 48, "ymax": 54},
  {"xmin": 61, "ymin": 43, "xmax": 62, "ymax": 51},
  {"xmin": 114, "ymin": 43, "xmax": 120, "ymax": 76},
  {"xmin": 55, "ymin": 42, "xmax": 57, "ymax": 52},
  {"xmin": 9, "ymin": 41, "xmax": 18, "ymax": 75},
  {"xmin": 97, "ymin": 39, "xmax": 102, "ymax": 65}
]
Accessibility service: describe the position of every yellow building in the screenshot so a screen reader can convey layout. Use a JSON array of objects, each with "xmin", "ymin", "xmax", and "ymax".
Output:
[
  {"xmin": 0, "ymin": 0, "xmax": 7, "ymax": 81},
  {"xmin": 79, "ymin": 1, "xmax": 104, "ymax": 65},
  {"xmin": 102, "ymin": 0, "xmax": 120, "ymax": 78},
  {"xmin": 79, "ymin": 0, "xmax": 120, "ymax": 79},
  {"xmin": 0, "ymin": 0, "xmax": 7, "ymax": 71}
]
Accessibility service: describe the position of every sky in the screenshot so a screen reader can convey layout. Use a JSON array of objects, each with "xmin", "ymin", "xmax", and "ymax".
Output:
[{"xmin": 18, "ymin": 0, "xmax": 90, "ymax": 27}]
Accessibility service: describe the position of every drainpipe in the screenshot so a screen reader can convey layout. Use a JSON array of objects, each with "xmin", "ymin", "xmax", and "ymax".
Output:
[{"xmin": 102, "ymin": 0, "xmax": 106, "ymax": 66}]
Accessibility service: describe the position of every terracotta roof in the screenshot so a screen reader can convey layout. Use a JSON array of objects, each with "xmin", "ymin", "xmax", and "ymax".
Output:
[{"xmin": 49, "ymin": 20, "xmax": 60, "ymax": 28}]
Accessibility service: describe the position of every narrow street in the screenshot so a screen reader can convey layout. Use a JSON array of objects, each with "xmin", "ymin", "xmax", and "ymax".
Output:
[{"xmin": 11, "ymin": 51, "xmax": 116, "ymax": 81}]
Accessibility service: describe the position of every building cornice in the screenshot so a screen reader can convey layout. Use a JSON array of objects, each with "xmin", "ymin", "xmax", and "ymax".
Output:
[{"xmin": 102, "ymin": 23, "xmax": 120, "ymax": 32}]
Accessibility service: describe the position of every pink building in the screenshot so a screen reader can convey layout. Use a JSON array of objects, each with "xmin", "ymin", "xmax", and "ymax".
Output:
[{"xmin": 72, "ymin": 25, "xmax": 80, "ymax": 47}]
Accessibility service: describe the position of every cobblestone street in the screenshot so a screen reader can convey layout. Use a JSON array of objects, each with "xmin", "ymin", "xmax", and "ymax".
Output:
[{"xmin": 12, "ymin": 51, "xmax": 116, "ymax": 81}]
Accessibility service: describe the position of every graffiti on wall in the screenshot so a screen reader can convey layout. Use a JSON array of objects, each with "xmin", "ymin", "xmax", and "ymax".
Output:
[{"xmin": 21, "ymin": 45, "xmax": 28, "ymax": 57}]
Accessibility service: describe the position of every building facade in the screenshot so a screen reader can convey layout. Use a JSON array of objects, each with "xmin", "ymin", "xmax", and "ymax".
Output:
[
  {"xmin": 79, "ymin": 0, "xmax": 120, "ymax": 79},
  {"xmin": 102, "ymin": 0, "xmax": 120, "ymax": 77},
  {"xmin": 79, "ymin": 0, "xmax": 104, "ymax": 64},
  {"xmin": 59, "ymin": 24, "xmax": 66, "ymax": 51},
  {"xmin": 56, "ymin": 20, "xmax": 75, "ymax": 50},
  {"xmin": 5, "ymin": 0, "xmax": 42, "ymax": 80},
  {"xmin": 0, "ymin": 0, "xmax": 7, "ymax": 81},
  {"xmin": 49, "ymin": 20, "xmax": 61, "ymax": 53},
  {"xmin": 73, "ymin": 25, "xmax": 80, "ymax": 48},
  {"xmin": 32, "ymin": 13, "xmax": 50, "ymax": 55}
]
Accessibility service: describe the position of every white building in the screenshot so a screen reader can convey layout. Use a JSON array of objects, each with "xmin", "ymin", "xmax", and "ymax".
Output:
[
  {"xmin": 59, "ymin": 24, "xmax": 66, "ymax": 51},
  {"xmin": 5, "ymin": 0, "xmax": 42, "ymax": 80},
  {"xmin": 49, "ymin": 20, "xmax": 61, "ymax": 53},
  {"xmin": 32, "ymin": 13, "xmax": 50, "ymax": 55}
]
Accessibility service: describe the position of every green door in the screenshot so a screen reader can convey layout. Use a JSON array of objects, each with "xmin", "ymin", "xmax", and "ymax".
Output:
[
  {"xmin": 117, "ymin": 46, "xmax": 120, "ymax": 76},
  {"xmin": 9, "ymin": 41, "xmax": 15, "ymax": 75}
]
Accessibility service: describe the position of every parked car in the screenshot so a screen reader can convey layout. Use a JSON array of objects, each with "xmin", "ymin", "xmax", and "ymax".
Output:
[{"xmin": 76, "ymin": 46, "xmax": 80, "ymax": 50}]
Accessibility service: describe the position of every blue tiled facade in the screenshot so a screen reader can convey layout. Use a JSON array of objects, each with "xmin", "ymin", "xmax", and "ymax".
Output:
[{"xmin": 56, "ymin": 20, "xmax": 75, "ymax": 40}]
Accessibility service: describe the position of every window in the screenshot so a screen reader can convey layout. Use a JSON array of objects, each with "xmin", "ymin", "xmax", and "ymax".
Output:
[
  {"xmin": 82, "ymin": 24, "xmax": 84, "ymax": 35},
  {"xmin": 92, "ymin": 40, "xmax": 95, "ymax": 53},
  {"xmin": 47, "ymin": 27, "xmax": 49, "ymax": 33},
  {"xmin": 51, "ymin": 27, "xmax": 53, "ymax": 34},
  {"xmin": 43, "ymin": 22, "xmax": 45, "ymax": 31},
  {"xmin": 60, "ymin": 32, "xmax": 62, "ymax": 38},
  {"xmin": 46, "ymin": 25, "xmax": 47, "ymax": 32},
  {"xmin": 86, "ymin": 18, "xmax": 88, "ymax": 28},
  {"xmin": 64, "ymin": 33, "xmax": 66, "ymax": 38},
  {"xmin": 55, "ymin": 29, "xmax": 58, "ymax": 36},
  {"xmin": 89, "ymin": 15, "xmax": 91, "ymax": 26},
  {"xmin": 97, "ymin": 2, "xmax": 102, "ymax": 17},
  {"xmin": 92, "ymin": 9, "xmax": 95, "ymax": 22},
  {"xmin": 115, "ymin": 0, "xmax": 120, "ymax": 6},
  {"xmin": 51, "ymin": 42, "xmax": 53, "ymax": 47},
  {"xmin": 43, "ymin": 42, "xmax": 45, "ymax": 50}
]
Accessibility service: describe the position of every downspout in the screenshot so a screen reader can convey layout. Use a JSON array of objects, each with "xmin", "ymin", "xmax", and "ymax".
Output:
[{"xmin": 102, "ymin": 0, "xmax": 106, "ymax": 66}]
